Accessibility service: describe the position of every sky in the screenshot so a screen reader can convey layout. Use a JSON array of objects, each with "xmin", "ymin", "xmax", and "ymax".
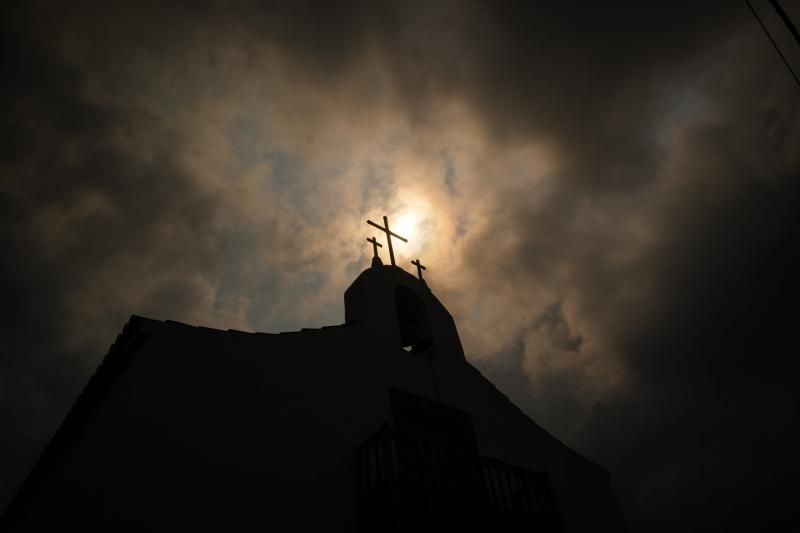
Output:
[{"xmin": 2, "ymin": 0, "xmax": 799, "ymax": 530}]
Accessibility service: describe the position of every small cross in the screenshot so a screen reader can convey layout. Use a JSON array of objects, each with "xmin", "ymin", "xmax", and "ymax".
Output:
[
  {"xmin": 411, "ymin": 259, "xmax": 426, "ymax": 281},
  {"xmin": 366, "ymin": 236, "xmax": 382, "ymax": 259},
  {"xmin": 367, "ymin": 215, "xmax": 408, "ymax": 267}
]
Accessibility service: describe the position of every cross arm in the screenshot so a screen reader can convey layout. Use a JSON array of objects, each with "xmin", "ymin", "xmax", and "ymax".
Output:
[
  {"xmin": 367, "ymin": 218, "xmax": 408, "ymax": 242},
  {"xmin": 388, "ymin": 230, "xmax": 408, "ymax": 242}
]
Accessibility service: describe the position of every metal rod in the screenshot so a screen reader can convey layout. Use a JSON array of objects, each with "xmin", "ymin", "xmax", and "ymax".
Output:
[
  {"xmin": 746, "ymin": 0, "xmax": 800, "ymax": 88},
  {"xmin": 769, "ymin": 0, "xmax": 800, "ymax": 50}
]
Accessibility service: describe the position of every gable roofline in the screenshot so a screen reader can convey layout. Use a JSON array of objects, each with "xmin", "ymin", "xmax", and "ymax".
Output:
[
  {"xmin": 2, "ymin": 311, "xmax": 612, "ymax": 527},
  {"xmin": 0, "ymin": 315, "xmax": 148, "ymax": 529},
  {"xmin": 463, "ymin": 363, "xmax": 611, "ymax": 481},
  {"xmin": 0, "ymin": 314, "xmax": 362, "ymax": 526}
]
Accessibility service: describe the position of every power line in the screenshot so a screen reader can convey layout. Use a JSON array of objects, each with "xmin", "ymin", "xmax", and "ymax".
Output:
[
  {"xmin": 769, "ymin": 0, "xmax": 800, "ymax": 50},
  {"xmin": 745, "ymin": 0, "xmax": 800, "ymax": 89}
]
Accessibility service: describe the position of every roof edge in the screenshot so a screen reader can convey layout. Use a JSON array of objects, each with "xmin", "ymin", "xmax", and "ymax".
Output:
[
  {"xmin": 464, "ymin": 363, "xmax": 611, "ymax": 481},
  {"xmin": 0, "ymin": 315, "xmax": 148, "ymax": 529}
]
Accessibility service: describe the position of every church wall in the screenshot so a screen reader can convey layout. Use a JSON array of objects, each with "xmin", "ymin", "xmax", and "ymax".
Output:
[
  {"xmin": 8, "ymin": 265, "xmax": 626, "ymax": 531},
  {"xmin": 12, "ymin": 318, "xmax": 444, "ymax": 530},
  {"xmin": 346, "ymin": 266, "xmax": 625, "ymax": 531},
  {"xmin": 433, "ymin": 361, "xmax": 626, "ymax": 531}
]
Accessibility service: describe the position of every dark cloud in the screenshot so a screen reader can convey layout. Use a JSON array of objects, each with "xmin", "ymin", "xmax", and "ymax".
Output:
[{"xmin": 2, "ymin": 1, "xmax": 799, "ymax": 531}]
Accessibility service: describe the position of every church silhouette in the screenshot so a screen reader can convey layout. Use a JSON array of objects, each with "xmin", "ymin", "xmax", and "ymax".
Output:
[{"xmin": 1, "ymin": 217, "xmax": 626, "ymax": 531}]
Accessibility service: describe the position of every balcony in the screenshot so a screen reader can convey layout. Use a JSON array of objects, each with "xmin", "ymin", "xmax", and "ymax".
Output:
[{"xmin": 354, "ymin": 423, "xmax": 564, "ymax": 532}]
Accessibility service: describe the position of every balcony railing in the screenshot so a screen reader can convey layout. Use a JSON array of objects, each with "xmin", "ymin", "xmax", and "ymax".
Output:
[{"xmin": 354, "ymin": 423, "xmax": 564, "ymax": 532}]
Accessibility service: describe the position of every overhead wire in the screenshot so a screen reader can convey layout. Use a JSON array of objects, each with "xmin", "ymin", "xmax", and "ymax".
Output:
[
  {"xmin": 768, "ymin": 0, "xmax": 800, "ymax": 50},
  {"xmin": 745, "ymin": 0, "xmax": 800, "ymax": 89}
]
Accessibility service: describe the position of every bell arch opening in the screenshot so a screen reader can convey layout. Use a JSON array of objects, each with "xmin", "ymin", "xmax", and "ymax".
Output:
[{"xmin": 394, "ymin": 286, "xmax": 434, "ymax": 356}]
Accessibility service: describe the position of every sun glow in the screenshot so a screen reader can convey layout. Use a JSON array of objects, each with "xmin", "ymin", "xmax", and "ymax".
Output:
[
  {"xmin": 387, "ymin": 198, "xmax": 437, "ymax": 261},
  {"xmin": 365, "ymin": 195, "xmax": 439, "ymax": 267},
  {"xmin": 392, "ymin": 209, "xmax": 424, "ymax": 243}
]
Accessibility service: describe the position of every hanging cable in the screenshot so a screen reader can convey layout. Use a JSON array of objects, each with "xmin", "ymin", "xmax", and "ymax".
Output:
[
  {"xmin": 769, "ymin": 0, "xmax": 800, "ymax": 50},
  {"xmin": 745, "ymin": 0, "xmax": 800, "ymax": 89}
]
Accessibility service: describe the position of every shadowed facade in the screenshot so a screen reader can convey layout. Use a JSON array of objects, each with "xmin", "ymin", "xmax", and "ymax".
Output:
[{"xmin": 1, "ymin": 263, "xmax": 626, "ymax": 531}]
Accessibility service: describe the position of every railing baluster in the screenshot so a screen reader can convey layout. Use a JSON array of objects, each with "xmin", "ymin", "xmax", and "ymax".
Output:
[
  {"xmin": 483, "ymin": 463, "xmax": 497, "ymax": 507},
  {"xmin": 511, "ymin": 468, "xmax": 522, "ymax": 511},
  {"xmin": 371, "ymin": 445, "xmax": 378, "ymax": 487},
  {"xmin": 357, "ymin": 426, "xmax": 563, "ymax": 531},
  {"xmin": 511, "ymin": 468, "xmax": 521, "ymax": 509},
  {"xmin": 380, "ymin": 423, "xmax": 394, "ymax": 484}
]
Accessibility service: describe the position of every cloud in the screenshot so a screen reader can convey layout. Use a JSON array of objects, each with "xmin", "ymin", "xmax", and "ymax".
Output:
[{"xmin": 2, "ymin": 1, "xmax": 799, "ymax": 530}]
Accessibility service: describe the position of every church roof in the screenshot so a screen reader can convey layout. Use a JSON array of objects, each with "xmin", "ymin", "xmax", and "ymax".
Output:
[{"xmin": 2, "ymin": 264, "xmax": 615, "ymax": 530}]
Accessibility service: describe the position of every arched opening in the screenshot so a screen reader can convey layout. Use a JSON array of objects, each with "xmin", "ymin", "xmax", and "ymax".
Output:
[{"xmin": 394, "ymin": 286, "xmax": 434, "ymax": 356}]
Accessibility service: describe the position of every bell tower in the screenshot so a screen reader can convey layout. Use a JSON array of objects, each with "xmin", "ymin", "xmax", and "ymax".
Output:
[{"xmin": 344, "ymin": 263, "xmax": 466, "ymax": 365}]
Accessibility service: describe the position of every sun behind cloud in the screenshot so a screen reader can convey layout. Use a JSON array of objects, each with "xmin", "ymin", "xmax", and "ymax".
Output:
[
  {"xmin": 391, "ymin": 208, "xmax": 423, "ymax": 244},
  {"xmin": 387, "ymin": 193, "xmax": 439, "ymax": 263}
]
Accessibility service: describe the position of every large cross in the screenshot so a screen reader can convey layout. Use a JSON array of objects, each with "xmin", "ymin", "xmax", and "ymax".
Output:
[
  {"xmin": 367, "ymin": 215, "xmax": 407, "ymax": 267},
  {"xmin": 366, "ymin": 236, "xmax": 382, "ymax": 259},
  {"xmin": 411, "ymin": 258, "xmax": 427, "ymax": 281}
]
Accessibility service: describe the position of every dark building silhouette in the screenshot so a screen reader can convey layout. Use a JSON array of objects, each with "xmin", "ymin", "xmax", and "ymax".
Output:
[{"xmin": 2, "ymin": 262, "xmax": 626, "ymax": 531}]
